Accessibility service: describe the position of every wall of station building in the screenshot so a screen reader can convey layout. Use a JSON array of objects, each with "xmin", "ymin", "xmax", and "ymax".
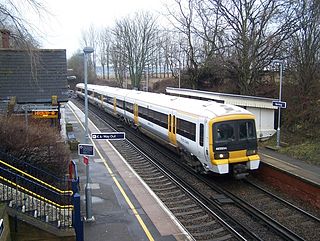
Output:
[{"xmin": 247, "ymin": 107, "xmax": 276, "ymax": 140}]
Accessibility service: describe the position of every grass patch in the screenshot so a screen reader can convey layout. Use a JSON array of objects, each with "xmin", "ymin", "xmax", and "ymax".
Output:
[
  {"xmin": 279, "ymin": 142, "xmax": 320, "ymax": 166},
  {"xmin": 260, "ymin": 132, "xmax": 320, "ymax": 166}
]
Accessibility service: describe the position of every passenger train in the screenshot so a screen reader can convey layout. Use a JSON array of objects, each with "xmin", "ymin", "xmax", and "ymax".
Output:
[{"xmin": 76, "ymin": 83, "xmax": 260, "ymax": 178}]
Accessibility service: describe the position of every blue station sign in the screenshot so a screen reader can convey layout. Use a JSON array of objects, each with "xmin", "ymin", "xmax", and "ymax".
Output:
[
  {"xmin": 78, "ymin": 144, "xmax": 95, "ymax": 156},
  {"xmin": 91, "ymin": 132, "xmax": 125, "ymax": 140},
  {"xmin": 272, "ymin": 100, "xmax": 287, "ymax": 109}
]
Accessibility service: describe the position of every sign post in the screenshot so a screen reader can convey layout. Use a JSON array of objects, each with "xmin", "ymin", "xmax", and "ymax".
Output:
[
  {"xmin": 272, "ymin": 59, "xmax": 285, "ymax": 148},
  {"xmin": 83, "ymin": 156, "xmax": 89, "ymax": 165}
]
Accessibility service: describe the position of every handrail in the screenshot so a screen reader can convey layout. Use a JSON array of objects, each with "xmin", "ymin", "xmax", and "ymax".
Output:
[
  {"xmin": 0, "ymin": 166, "xmax": 72, "ymax": 207},
  {"xmin": 0, "ymin": 175, "xmax": 73, "ymax": 209},
  {"xmin": 0, "ymin": 149, "xmax": 68, "ymax": 183},
  {"xmin": 0, "ymin": 159, "xmax": 72, "ymax": 195}
]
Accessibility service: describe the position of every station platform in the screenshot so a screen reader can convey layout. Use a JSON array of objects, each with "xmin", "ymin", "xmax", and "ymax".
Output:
[
  {"xmin": 259, "ymin": 147, "xmax": 320, "ymax": 188},
  {"xmin": 62, "ymin": 101, "xmax": 192, "ymax": 241}
]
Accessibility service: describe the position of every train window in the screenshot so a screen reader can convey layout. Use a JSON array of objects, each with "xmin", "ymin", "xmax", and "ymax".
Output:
[
  {"xmin": 125, "ymin": 102, "xmax": 133, "ymax": 113},
  {"xmin": 176, "ymin": 118, "xmax": 196, "ymax": 141},
  {"xmin": 239, "ymin": 121, "xmax": 255, "ymax": 140},
  {"xmin": 116, "ymin": 99, "xmax": 124, "ymax": 109},
  {"xmin": 200, "ymin": 124, "xmax": 204, "ymax": 146},
  {"xmin": 169, "ymin": 114, "xmax": 171, "ymax": 132},
  {"xmin": 215, "ymin": 122, "xmax": 235, "ymax": 142},
  {"xmin": 138, "ymin": 107, "xmax": 167, "ymax": 128},
  {"xmin": 103, "ymin": 96, "xmax": 113, "ymax": 105},
  {"xmin": 138, "ymin": 106, "xmax": 148, "ymax": 119}
]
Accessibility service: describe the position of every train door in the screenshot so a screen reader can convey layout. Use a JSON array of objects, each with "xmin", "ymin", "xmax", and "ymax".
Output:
[
  {"xmin": 168, "ymin": 114, "xmax": 177, "ymax": 146},
  {"xmin": 100, "ymin": 94, "xmax": 104, "ymax": 107},
  {"xmin": 113, "ymin": 97, "xmax": 117, "ymax": 114},
  {"xmin": 134, "ymin": 104, "xmax": 138, "ymax": 125},
  {"xmin": 198, "ymin": 119, "xmax": 208, "ymax": 162}
]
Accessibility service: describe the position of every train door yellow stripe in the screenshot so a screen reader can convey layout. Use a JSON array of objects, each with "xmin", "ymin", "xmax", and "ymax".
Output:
[
  {"xmin": 113, "ymin": 97, "xmax": 117, "ymax": 113},
  {"xmin": 134, "ymin": 104, "xmax": 138, "ymax": 125},
  {"xmin": 168, "ymin": 114, "xmax": 172, "ymax": 144},
  {"xmin": 68, "ymin": 103, "xmax": 155, "ymax": 241},
  {"xmin": 172, "ymin": 115, "xmax": 177, "ymax": 145}
]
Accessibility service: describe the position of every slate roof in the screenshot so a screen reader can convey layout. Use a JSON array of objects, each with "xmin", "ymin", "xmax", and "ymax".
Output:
[{"xmin": 0, "ymin": 49, "xmax": 68, "ymax": 103}]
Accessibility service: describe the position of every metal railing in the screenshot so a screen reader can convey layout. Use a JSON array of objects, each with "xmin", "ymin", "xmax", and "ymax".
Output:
[
  {"xmin": 0, "ymin": 149, "xmax": 69, "ymax": 190},
  {"xmin": 0, "ymin": 166, "xmax": 73, "ymax": 228}
]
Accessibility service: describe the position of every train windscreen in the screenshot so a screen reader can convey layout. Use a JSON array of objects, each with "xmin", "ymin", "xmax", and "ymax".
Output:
[{"xmin": 213, "ymin": 120, "xmax": 257, "ymax": 151}]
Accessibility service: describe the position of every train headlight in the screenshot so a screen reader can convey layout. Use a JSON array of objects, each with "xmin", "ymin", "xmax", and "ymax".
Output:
[
  {"xmin": 246, "ymin": 149, "xmax": 257, "ymax": 156},
  {"xmin": 214, "ymin": 152, "xmax": 229, "ymax": 159}
]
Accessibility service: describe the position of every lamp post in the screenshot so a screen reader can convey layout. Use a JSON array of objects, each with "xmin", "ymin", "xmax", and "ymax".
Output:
[
  {"xmin": 178, "ymin": 66, "xmax": 181, "ymax": 89},
  {"xmin": 83, "ymin": 46, "xmax": 94, "ymax": 221},
  {"xmin": 272, "ymin": 59, "xmax": 284, "ymax": 148},
  {"xmin": 145, "ymin": 68, "xmax": 149, "ymax": 92}
]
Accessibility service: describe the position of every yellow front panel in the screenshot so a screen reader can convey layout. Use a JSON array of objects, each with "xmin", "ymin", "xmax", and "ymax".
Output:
[
  {"xmin": 228, "ymin": 150, "xmax": 248, "ymax": 163},
  {"xmin": 211, "ymin": 158, "xmax": 229, "ymax": 165},
  {"xmin": 248, "ymin": 155, "xmax": 260, "ymax": 161}
]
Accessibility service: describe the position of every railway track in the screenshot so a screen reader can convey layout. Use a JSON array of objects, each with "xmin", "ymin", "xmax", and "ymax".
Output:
[
  {"xmin": 72, "ymin": 99, "xmax": 320, "ymax": 240},
  {"xmin": 218, "ymin": 179, "xmax": 320, "ymax": 241}
]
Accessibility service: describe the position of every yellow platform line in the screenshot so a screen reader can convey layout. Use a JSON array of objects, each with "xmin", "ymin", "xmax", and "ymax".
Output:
[{"xmin": 68, "ymin": 102, "xmax": 155, "ymax": 241}]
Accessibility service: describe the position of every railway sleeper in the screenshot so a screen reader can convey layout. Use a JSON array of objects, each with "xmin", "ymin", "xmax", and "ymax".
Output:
[{"xmin": 185, "ymin": 220, "xmax": 217, "ymax": 230}]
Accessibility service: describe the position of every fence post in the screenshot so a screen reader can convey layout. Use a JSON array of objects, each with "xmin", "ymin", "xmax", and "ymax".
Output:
[
  {"xmin": 72, "ymin": 178, "xmax": 79, "ymax": 194},
  {"xmin": 73, "ymin": 192, "xmax": 83, "ymax": 241}
]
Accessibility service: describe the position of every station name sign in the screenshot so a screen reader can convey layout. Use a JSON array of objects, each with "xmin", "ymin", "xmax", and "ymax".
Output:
[
  {"xmin": 32, "ymin": 109, "xmax": 58, "ymax": 119},
  {"xmin": 78, "ymin": 144, "xmax": 95, "ymax": 157},
  {"xmin": 91, "ymin": 132, "xmax": 125, "ymax": 140},
  {"xmin": 272, "ymin": 100, "xmax": 287, "ymax": 109}
]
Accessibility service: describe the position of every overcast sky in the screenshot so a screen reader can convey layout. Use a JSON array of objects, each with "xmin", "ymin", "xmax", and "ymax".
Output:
[{"xmin": 29, "ymin": 0, "xmax": 166, "ymax": 58}]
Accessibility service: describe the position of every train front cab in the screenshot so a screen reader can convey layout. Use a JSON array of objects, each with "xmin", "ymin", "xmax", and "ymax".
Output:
[{"xmin": 208, "ymin": 114, "xmax": 260, "ymax": 178}]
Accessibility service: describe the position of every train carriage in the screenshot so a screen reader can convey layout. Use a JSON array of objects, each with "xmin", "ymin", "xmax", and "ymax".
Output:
[{"xmin": 76, "ymin": 83, "xmax": 260, "ymax": 178}]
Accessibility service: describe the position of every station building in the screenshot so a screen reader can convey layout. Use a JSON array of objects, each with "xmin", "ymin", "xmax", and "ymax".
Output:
[{"xmin": 0, "ymin": 30, "xmax": 68, "ymax": 128}]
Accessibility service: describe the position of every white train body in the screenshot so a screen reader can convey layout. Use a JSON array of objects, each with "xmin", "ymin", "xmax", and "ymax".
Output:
[{"xmin": 76, "ymin": 83, "xmax": 260, "ymax": 176}]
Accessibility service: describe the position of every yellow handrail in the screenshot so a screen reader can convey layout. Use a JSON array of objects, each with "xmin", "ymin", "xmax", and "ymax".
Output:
[
  {"xmin": 0, "ymin": 159, "xmax": 73, "ymax": 195},
  {"xmin": 0, "ymin": 175, "xmax": 73, "ymax": 209}
]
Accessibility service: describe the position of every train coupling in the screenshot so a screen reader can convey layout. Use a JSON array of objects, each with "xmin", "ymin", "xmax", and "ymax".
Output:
[{"xmin": 232, "ymin": 164, "xmax": 249, "ymax": 180}]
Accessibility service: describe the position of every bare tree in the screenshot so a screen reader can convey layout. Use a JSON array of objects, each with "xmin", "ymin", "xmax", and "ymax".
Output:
[
  {"xmin": 97, "ymin": 28, "xmax": 111, "ymax": 80},
  {"xmin": 288, "ymin": 0, "xmax": 320, "ymax": 96},
  {"xmin": 212, "ymin": 0, "xmax": 298, "ymax": 94},
  {"xmin": 166, "ymin": 0, "xmax": 201, "ymax": 88},
  {"xmin": 81, "ymin": 25, "xmax": 98, "ymax": 79},
  {"xmin": 110, "ymin": 38, "xmax": 127, "ymax": 88},
  {"xmin": 113, "ymin": 11, "xmax": 158, "ymax": 89},
  {"xmin": 0, "ymin": 0, "xmax": 46, "ymax": 48}
]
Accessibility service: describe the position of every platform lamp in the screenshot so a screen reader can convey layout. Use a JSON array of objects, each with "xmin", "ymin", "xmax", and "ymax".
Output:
[
  {"xmin": 272, "ymin": 59, "xmax": 284, "ymax": 148},
  {"xmin": 83, "ymin": 46, "xmax": 94, "ymax": 221}
]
